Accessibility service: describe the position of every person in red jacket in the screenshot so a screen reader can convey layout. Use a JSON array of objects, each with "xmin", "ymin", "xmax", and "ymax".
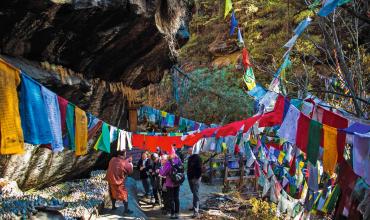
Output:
[{"xmin": 105, "ymin": 151, "xmax": 134, "ymax": 215}]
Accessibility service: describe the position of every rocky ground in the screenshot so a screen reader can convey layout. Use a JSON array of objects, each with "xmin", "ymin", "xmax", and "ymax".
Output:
[
  {"xmin": 0, "ymin": 170, "xmax": 107, "ymax": 220},
  {"xmin": 1, "ymin": 171, "xmax": 276, "ymax": 220}
]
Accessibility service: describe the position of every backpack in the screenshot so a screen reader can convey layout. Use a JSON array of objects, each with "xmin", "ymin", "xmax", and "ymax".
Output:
[{"xmin": 169, "ymin": 160, "xmax": 185, "ymax": 185}]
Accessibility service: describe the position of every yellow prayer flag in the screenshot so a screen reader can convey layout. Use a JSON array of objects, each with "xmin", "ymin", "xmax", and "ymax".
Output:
[
  {"xmin": 75, "ymin": 107, "xmax": 88, "ymax": 156},
  {"xmin": 278, "ymin": 151, "xmax": 285, "ymax": 164},
  {"xmin": 322, "ymin": 125, "xmax": 338, "ymax": 175},
  {"xmin": 0, "ymin": 59, "xmax": 24, "ymax": 154},
  {"xmin": 222, "ymin": 142, "xmax": 227, "ymax": 152},
  {"xmin": 224, "ymin": 0, "xmax": 233, "ymax": 18},
  {"xmin": 161, "ymin": 111, "xmax": 167, "ymax": 117},
  {"xmin": 300, "ymin": 182, "xmax": 308, "ymax": 200},
  {"xmin": 94, "ymin": 134, "xmax": 102, "ymax": 151}
]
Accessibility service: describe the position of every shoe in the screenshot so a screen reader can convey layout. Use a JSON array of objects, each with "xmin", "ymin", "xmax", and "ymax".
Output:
[
  {"xmin": 124, "ymin": 209, "xmax": 133, "ymax": 215},
  {"xmin": 191, "ymin": 213, "xmax": 200, "ymax": 218},
  {"xmin": 170, "ymin": 214, "xmax": 179, "ymax": 219}
]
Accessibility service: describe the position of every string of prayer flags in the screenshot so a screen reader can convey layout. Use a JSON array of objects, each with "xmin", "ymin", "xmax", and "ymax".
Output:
[
  {"xmin": 0, "ymin": 59, "xmax": 24, "ymax": 154},
  {"xmin": 229, "ymin": 11, "xmax": 238, "ymax": 35},
  {"xmin": 75, "ymin": 107, "xmax": 88, "ymax": 156},
  {"xmin": 224, "ymin": 0, "xmax": 233, "ymax": 18},
  {"xmin": 19, "ymin": 73, "xmax": 52, "ymax": 145}
]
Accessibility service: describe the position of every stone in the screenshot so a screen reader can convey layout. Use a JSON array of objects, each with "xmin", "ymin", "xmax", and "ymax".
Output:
[{"xmin": 0, "ymin": 0, "xmax": 193, "ymax": 190}]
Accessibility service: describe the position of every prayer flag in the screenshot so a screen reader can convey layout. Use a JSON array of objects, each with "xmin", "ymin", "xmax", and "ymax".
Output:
[
  {"xmin": 75, "ymin": 107, "xmax": 88, "ymax": 156},
  {"xmin": 322, "ymin": 125, "xmax": 338, "ymax": 175},
  {"xmin": 307, "ymin": 120, "xmax": 322, "ymax": 165},
  {"xmin": 277, "ymin": 104, "xmax": 300, "ymax": 144},
  {"xmin": 296, "ymin": 113, "xmax": 310, "ymax": 153},
  {"xmin": 0, "ymin": 59, "xmax": 24, "ymax": 154},
  {"xmin": 278, "ymin": 151, "xmax": 286, "ymax": 164},
  {"xmin": 294, "ymin": 17, "xmax": 312, "ymax": 36},
  {"xmin": 242, "ymin": 48, "xmax": 252, "ymax": 68},
  {"xmin": 237, "ymin": 28, "xmax": 244, "ymax": 44},
  {"xmin": 41, "ymin": 87, "xmax": 63, "ymax": 152},
  {"xmin": 229, "ymin": 11, "xmax": 238, "ymax": 35},
  {"xmin": 66, "ymin": 103, "xmax": 76, "ymax": 150},
  {"xmin": 321, "ymin": 107, "xmax": 348, "ymax": 163},
  {"xmin": 318, "ymin": 0, "xmax": 341, "ymax": 17},
  {"xmin": 20, "ymin": 73, "xmax": 52, "ymax": 145},
  {"xmin": 95, "ymin": 122, "xmax": 111, "ymax": 153},
  {"xmin": 243, "ymin": 67, "xmax": 256, "ymax": 90},
  {"xmin": 224, "ymin": 0, "xmax": 233, "ymax": 18},
  {"xmin": 352, "ymin": 133, "xmax": 370, "ymax": 185}
]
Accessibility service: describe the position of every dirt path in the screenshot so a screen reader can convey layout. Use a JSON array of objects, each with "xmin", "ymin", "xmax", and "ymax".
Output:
[{"xmin": 98, "ymin": 177, "xmax": 222, "ymax": 220}]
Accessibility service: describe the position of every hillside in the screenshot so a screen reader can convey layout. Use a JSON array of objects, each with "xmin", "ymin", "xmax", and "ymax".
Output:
[{"xmin": 139, "ymin": 0, "xmax": 369, "ymax": 122}]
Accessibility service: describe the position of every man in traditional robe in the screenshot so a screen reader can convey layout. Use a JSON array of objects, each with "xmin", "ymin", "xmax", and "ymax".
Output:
[{"xmin": 105, "ymin": 151, "xmax": 134, "ymax": 215}]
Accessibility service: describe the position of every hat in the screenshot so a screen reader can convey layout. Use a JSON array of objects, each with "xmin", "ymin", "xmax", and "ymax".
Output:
[{"xmin": 152, "ymin": 153, "xmax": 159, "ymax": 158}]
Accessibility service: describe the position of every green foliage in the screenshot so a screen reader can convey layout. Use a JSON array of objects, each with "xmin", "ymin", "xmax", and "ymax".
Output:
[{"xmin": 178, "ymin": 66, "xmax": 255, "ymax": 124}]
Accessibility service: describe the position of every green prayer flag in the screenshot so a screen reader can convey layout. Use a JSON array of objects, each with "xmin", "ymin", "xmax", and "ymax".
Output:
[
  {"xmin": 324, "ymin": 185, "xmax": 341, "ymax": 212},
  {"xmin": 96, "ymin": 122, "xmax": 111, "ymax": 153},
  {"xmin": 338, "ymin": 0, "xmax": 352, "ymax": 6},
  {"xmin": 66, "ymin": 103, "xmax": 75, "ymax": 150},
  {"xmin": 307, "ymin": 120, "xmax": 322, "ymax": 165},
  {"xmin": 224, "ymin": 0, "xmax": 233, "ymax": 18}
]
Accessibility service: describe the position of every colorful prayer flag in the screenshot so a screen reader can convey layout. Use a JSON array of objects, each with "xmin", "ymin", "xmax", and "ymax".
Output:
[
  {"xmin": 224, "ymin": 0, "xmax": 233, "ymax": 18},
  {"xmin": 229, "ymin": 11, "xmax": 238, "ymax": 35}
]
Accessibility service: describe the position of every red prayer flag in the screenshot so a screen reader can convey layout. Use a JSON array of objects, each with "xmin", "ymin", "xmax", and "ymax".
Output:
[
  {"xmin": 242, "ymin": 48, "xmax": 252, "ymax": 68},
  {"xmin": 296, "ymin": 113, "xmax": 310, "ymax": 153},
  {"xmin": 254, "ymin": 161, "xmax": 260, "ymax": 178},
  {"xmin": 289, "ymin": 154, "xmax": 296, "ymax": 176},
  {"xmin": 259, "ymin": 95, "xmax": 285, "ymax": 127},
  {"xmin": 200, "ymin": 127, "xmax": 219, "ymax": 137},
  {"xmin": 243, "ymin": 114, "xmax": 261, "ymax": 133},
  {"xmin": 57, "ymin": 96, "xmax": 68, "ymax": 133},
  {"xmin": 132, "ymin": 134, "xmax": 146, "ymax": 149},
  {"xmin": 216, "ymin": 120, "xmax": 245, "ymax": 138},
  {"xmin": 182, "ymin": 133, "xmax": 203, "ymax": 146}
]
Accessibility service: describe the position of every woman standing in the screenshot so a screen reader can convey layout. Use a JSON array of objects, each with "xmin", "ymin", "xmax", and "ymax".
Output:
[
  {"xmin": 137, "ymin": 151, "xmax": 151, "ymax": 197},
  {"xmin": 159, "ymin": 147, "xmax": 183, "ymax": 219}
]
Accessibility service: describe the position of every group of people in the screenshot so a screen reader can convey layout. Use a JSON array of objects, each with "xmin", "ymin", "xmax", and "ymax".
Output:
[{"xmin": 105, "ymin": 145, "xmax": 203, "ymax": 219}]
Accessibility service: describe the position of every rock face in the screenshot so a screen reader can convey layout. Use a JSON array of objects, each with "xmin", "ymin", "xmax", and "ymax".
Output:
[
  {"xmin": 0, "ymin": 0, "xmax": 191, "ymax": 190},
  {"xmin": 0, "ymin": 0, "xmax": 190, "ymax": 88}
]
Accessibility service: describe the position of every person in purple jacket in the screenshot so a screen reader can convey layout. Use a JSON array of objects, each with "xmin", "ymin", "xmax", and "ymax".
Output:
[{"xmin": 159, "ymin": 146, "xmax": 183, "ymax": 219}]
